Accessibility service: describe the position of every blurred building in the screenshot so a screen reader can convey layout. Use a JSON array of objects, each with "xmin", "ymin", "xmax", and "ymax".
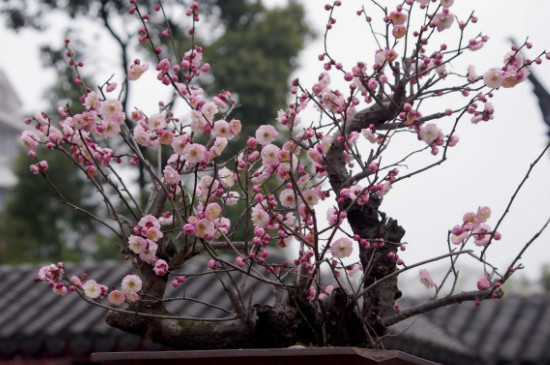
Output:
[{"xmin": 0, "ymin": 68, "xmax": 23, "ymax": 211}]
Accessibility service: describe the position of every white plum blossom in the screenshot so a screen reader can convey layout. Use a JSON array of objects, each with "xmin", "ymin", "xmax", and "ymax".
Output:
[
  {"xmin": 121, "ymin": 275, "xmax": 142, "ymax": 295},
  {"xmin": 419, "ymin": 123, "xmax": 442, "ymax": 145},
  {"xmin": 128, "ymin": 235, "xmax": 146, "ymax": 254},
  {"xmin": 483, "ymin": 68, "xmax": 503, "ymax": 88},
  {"xmin": 255, "ymin": 125, "xmax": 279, "ymax": 145},
  {"xmin": 83, "ymin": 280, "xmax": 102, "ymax": 299},
  {"xmin": 201, "ymin": 101, "xmax": 218, "ymax": 121},
  {"xmin": 164, "ymin": 165, "xmax": 181, "ymax": 185},
  {"xmin": 218, "ymin": 167, "xmax": 235, "ymax": 188},
  {"xmin": 251, "ymin": 205, "xmax": 270, "ymax": 227},
  {"xmin": 261, "ymin": 144, "xmax": 280, "ymax": 166},
  {"xmin": 330, "ymin": 237, "xmax": 353, "ymax": 259},
  {"xmin": 212, "ymin": 120, "xmax": 232, "ymax": 139},
  {"xmin": 279, "ymin": 189, "xmax": 297, "ymax": 208},
  {"xmin": 183, "ymin": 143, "xmax": 206, "ymax": 165},
  {"xmin": 148, "ymin": 113, "xmax": 167, "ymax": 130}
]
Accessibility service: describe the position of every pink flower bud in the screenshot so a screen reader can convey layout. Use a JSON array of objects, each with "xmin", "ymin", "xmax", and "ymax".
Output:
[
  {"xmin": 236, "ymin": 256, "xmax": 246, "ymax": 268},
  {"xmin": 182, "ymin": 223, "xmax": 195, "ymax": 235},
  {"xmin": 207, "ymin": 259, "xmax": 218, "ymax": 270}
]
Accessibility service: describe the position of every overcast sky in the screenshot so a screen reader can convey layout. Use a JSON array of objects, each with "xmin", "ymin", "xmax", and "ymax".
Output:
[{"xmin": 1, "ymin": 0, "xmax": 549, "ymax": 292}]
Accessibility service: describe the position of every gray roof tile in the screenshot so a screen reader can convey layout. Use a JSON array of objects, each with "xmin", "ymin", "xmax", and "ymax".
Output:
[{"xmin": 2, "ymin": 261, "xmax": 550, "ymax": 365}]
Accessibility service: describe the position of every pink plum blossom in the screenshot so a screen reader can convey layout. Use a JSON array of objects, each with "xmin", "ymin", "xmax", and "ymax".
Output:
[
  {"xmin": 153, "ymin": 260, "xmax": 169, "ymax": 276},
  {"xmin": 172, "ymin": 134, "xmax": 189, "ymax": 154},
  {"xmin": 101, "ymin": 119, "xmax": 121, "ymax": 138},
  {"xmin": 147, "ymin": 113, "xmax": 167, "ymax": 130},
  {"xmin": 307, "ymin": 286, "xmax": 316, "ymax": 302},
  {"xmin": 388, "ymin": 11, "xmax": 407, "ymax": 25},
  {"xmin": 139, "ymin": 241, "xmax": 158, "ymax": 263},
  {"xmin": 99, "ymin": 99, "xmax": 124, "ymax": 120},
  {"xmin": 346, "ymin": 263, "xmax": 363, "ymax": 277},
  {"xmin": 318, "ymin": 285, "xmax": 334, "ymax": 301},
  {"xmin": 183, "ymin": 143, "xmax": 206, "ymax": 165},
  {"xmin": 301, "ymin": 189, "xmax": 320, "ymax": 207},
  {"xmin": 477, "ymin": 277, "xmax": 491, "ymax": 290},
  {"xmin": 223, "ymin": 191, "xmax": 240, "ymax": 206},
  {"xmin": 236, "ymin": 256, "xmax": 246, "ymax": 268},
  {"xmin": 251, "ymin": 205, "xmax": 270, "ymax": 227},
  {"xmin": 320, "ymin": 135, "xmax": 332, "ymax": 154},
  {"xmin": 218, "ymin": 167, "xmax": 235, "ymax": 188},
  {"xmin": 483, "ymin": 68, "xmax": 503, "ymax": 88},
  {"xmin": 133, "ymin": 125, "xmax": 151, "ymax": 146},
  {"xmin": 30, "ymin": 160, "xmax": 49, "ymax": 174},
  {"xmin": 20, "ymin": 130, "xmax": 40, "ymax": 149},
  {"xmin": 201, "ymin": 101, "xmax": 218, "ymax": 121},
  {"xmin": 326, "ymin": 206, "xmax": 339, "ymax": 225},
  {"xmin": 164, "ymin": 165, "xmax": 181, "ymax": 185},
  {"xmin": 279, "ymin": 189, "xmax": 297, "ymax": 208},
  {"xmin": 139, "ymin": 215, "xmax": 160, "ymax": 229},
  {"xmin": 84, "ymin": 91, "xmax": 101, "ymax": 110},
  {"xmin": 261, "ymin": 144, "xmax": 280, "ymax": 166},
  {"xmin": 229, "ymin": 119, "xmax": 242, "ymax": 135},
  {"xmin": 476, "ymin": 206, "xmax": 491, "ymax": 223},
  {"xmin": 255, "ymin": 125, "xmax": 279, "ymax": 145},
  {"xmin": 392, "ymin": 25, "xmax": 407, "ymax": 39},
  {"xmin": 194, "ymin": 218, "xmax": 215, "ymax": 238},
  {"xmin": 211, "ymin": 137, "xmax": 228, "ymax": 156},
  {"xmin": 419, "ymin": 123, "xmax": 442, "ymax": 145},
  {"xmin": 190, "ymin": 112, "xmax": 208, "ymax": 133},
  {"xmin": 467, "ymin": 65, "xmax": 477, "ymax": 82},
  {"xmin": 207, "ymin": 259, "xmax": 218, "ymax": 270},
  {"xmin": 205, "ymin": 202, "xmax": 222, "ymax": 221},
  {"xmin": 433, "ymin": 10, "xmax": 454, "ymax": 32},
  {"xmin": 472, "ymin": 223, "xmax": 492, "ymax": 246},
  {"xmin": 128, "ymin": 63, "xmax": 149, "ymax": 80},
  {"xmin": 53, "ymin": 284, "xmax": 68, "ymax": 296},
  {"xmin": 128, "ymin": 235, "xmax": 146, "ymax": 254},
  {"xmin": 212, "ymin": 120, "xmax": 232, "ymax": 139},
  {"xmin": 108, "ymin": 290, "xmax": 126, "ymax": 306},
  {"xmin": 143, "ymin": 227, "xmax": 163, "ymax": 242},
  {"xmin": 418, "ymin": 269, "xmax": 436, "ymax": 289}
]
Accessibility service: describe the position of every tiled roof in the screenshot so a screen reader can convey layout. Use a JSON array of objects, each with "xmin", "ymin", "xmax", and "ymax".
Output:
[
  {"xmin": 0, "ymin": 257, "xmax": 279, "ymax": 361},
  {"xmin": 1, "ymin": 260, "xmax": 549, "ymax": 364},
  {"xmin": 388, "ymin": 293, "xmax": 550, "ymax": 364}
]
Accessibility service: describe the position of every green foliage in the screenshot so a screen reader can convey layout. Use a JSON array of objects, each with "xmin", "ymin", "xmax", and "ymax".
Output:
[
  {"xmin": 0, "ymin": 148, "xmax": 98, "ymax": 264},
  {"xmin": 203, "ymin": 1, "xmax": 311, "ymax": 140},
  {"xmin": 0, "ymin": 40, "xmax": 104, "ymax": 264},
  {"xmin": 540, "ymin": 264, "xmax": 550, "ymax": 293}
]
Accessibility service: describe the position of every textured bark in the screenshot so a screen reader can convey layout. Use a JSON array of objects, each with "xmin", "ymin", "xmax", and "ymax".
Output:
[
  {"xmin": 325, "ymin": 78, "xmax": 407, "ymax": 340},
  {"xmin": 106, "ymin": 281, "xmax": 368, "ymax": 349}
]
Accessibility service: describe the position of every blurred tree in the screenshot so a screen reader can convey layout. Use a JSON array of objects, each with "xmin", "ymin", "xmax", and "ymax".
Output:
[
  {"xmin": 0, "ymin": 148, "xmax": 98, "ymax": 264},
  {"xmin": 203, "ymin": 1, "xmax": 310, "ymax": 139},
  {"xmin": 0, "ymin": 42, "xmax": 104, "ymax": 264},
  {"xmin": 0, "ymin": 0, "xmax": 311, "ymax": 262},
  {"xmin": 540, "ymin": 264, "xmax": 550, "ymax": 293},
  {"xmin": 1, "ymin": 0, "xmax": 311, "ymax": 141}
]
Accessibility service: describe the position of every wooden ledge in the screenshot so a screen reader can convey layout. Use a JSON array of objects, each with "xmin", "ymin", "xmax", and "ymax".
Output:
[{"xmin": 92, "ymin": 347, "xmax": 439, "ymax": 365}]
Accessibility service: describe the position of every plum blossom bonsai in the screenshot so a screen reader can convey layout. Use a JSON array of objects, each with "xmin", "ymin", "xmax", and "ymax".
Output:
[{"xmin": 29, "ymin": 0, "xmax": 550, "ymax": 350}]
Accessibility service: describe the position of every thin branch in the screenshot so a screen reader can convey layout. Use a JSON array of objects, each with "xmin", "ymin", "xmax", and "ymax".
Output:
[{"xmin": 381, "ymin": 288, "xmax": 495, "ymax": 327}]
